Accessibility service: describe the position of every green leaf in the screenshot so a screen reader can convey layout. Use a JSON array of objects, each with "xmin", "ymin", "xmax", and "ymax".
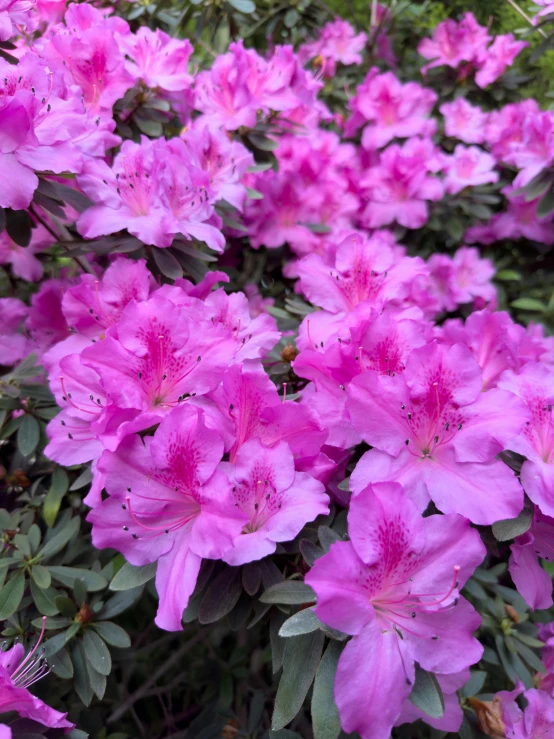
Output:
[
  {"xmin": 83, "ymin": 630, "xmax": 112, "ymax": 676},
  {"xmin": 272, "ymin": 630, "xmax": 325, "ymax": 730},
  {"xmin": 198, "ymin": 566, "xmax": 242, "ymax": 624},
  {"xmin": 51, "ymin": 647, "xmax": 74, "ymax": 679},
  {"xmin": 242, "ymin": 561, "xmax": 261, "ymax": 596},
  {"xmin": 99, "ymin": 585, "xmax": 145, "ymax": 620},
  {"xmin": 0, "ymin": 570, "xmax": 24, "ymax": 619},
  {"xmin": 14, "ymin": 533, "xmax": 30, "ymax": 558},
  {"xmin": 17, "ymin": 414, "xmax": 40, "ymax": 457},
  {"xmin": 135, "ymin": 117, "xmax": 163, "ymax": 137},
  {"xmin": 492, "ymin": 506, "xmax": 533, "ymax": 541},
  {"xmin": 6, "ymin": 208, "xmax": 33, "ymax": 246},
  {"xmin": 260, "ymin": 580, "xmax": 316, "ymax": 605},
  {"xmin": 44, "ymin": 631, "xmax": 70, "ymax": 659},
  {"xmin": 496, "ymin": 269, "xmax": 521, "ymax": 282},
  {"xmin": 514, "ymin": 640, "xmax": 546, "ymax": 674},
  {"xmin": 70, "ymin": 466, "xmax": 92, "ymax": 491},
  {"xmin": 92, "ymin": 621, "xmax": 131, "ymax": 648},
  {"xmin": 511, "ymin": 298, "xmax": 547, "ymax": 312},
  {"xmin": 247, "ymin": 133, "xmax": 278, "ymax": 151},
  {"xmin": 537, "ymin": 188, "xmax": 554, "ymax": 218},
  {"xmin": 409, "ymin": 664, "xmax": 445, "ymax": 719},
  {"xmin": 513, "ymin": 632, "xmax": 544, "ymax": 649},
  {"xmin": 72, "ymin": 642, "xmax": 94, "ymax": 706},
  {"xmin": 39, "ymin": 516, "xmax": 79, "ymax": 558},
  {"xmin": 227, "ymin": 0, "xmax": 255, "ymax": 12},
  {"xmin": 48, "ymin": 566, "xmax": 108, "ymax": 592},
  {"xmin": 27, "ymin": 523, "xmax": 41, "ymax": 554},
  {"xmin": 312, "ymin": 640, "xmax": 342, "ymax": 739},
  {"xmin": 318, "ymin": 526, "xmax": 340, "ymax": 553},
  {"xmin": 110, "ymin": 561, "xmax": 157, "ymax": 591},
  {"xmin": 460, "ymin": 670, "xmax": 487, "ymax": 698},
  {"xmin": 43, "ymin": 467, "xmax": 69, "ymax": 527},
  {"xmin": 279, "ymin": 608, "xmax": 321, "ymax": 637},
  {"xmin": 152, "ymin": 247, "xmax": 183, "ymax": 280},
  {"xmin": 31, "ymin": 581, "xmax": 59, "ymax": 616},
  {"xmin": 284, "ymin": 7, "xmax": 299, "ymax": 26},
  {"xmin": 31, "ymin": 564, "xmax": 52, "ymax": 589},
  {"xmin": 55, "ymin": 595, "xmax": 78, "ymax": 618},
  {"xmin": 269, "ymin": 732, "xmax": 302, "ymax": 739},
  {"xmin": 299, "ymin": 539, "xmax": 324, "ymax": 567}
]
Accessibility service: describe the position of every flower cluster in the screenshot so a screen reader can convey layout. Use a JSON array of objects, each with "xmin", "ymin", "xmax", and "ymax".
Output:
[{"xmin": 3, "ymin": 3, "xmax": 554, "ymax": 738}]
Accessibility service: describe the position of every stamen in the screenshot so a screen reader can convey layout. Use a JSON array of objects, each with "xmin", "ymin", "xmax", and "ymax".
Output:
[{"xmin": 11, "ymin": 617, "xmax": 47, "ymax": 682}]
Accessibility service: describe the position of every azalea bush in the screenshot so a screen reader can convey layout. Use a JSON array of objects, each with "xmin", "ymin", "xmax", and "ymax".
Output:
[{"xmin": 4, "ymin": 1, "xmax": 554, "ymax": 738}]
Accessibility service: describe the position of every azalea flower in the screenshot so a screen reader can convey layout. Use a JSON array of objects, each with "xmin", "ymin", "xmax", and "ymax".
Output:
[
  {"xmin": 89, "ymin": 405, "xmax": 248, "ymax": 630},
  {"xmin": 0, "ymin": 618, "xmax": 74, "ymax": 730},
  {"xmin": 440, "ymin": 98, "xmax": 488, "ymax": 144},
  {"xmin": 306, "ymin": 481, "xmax": 485, "ymax": 739},
  {"xmin": 441, "ymin": 145, "xmax": 498, "ymax": 194},
  {"xmin": 509, "ymin": 507, "xmax": 554, "ymax": 610},
  {"xmin": 347, "ymin": 341, "xmax": 528, "ymax": 524}
]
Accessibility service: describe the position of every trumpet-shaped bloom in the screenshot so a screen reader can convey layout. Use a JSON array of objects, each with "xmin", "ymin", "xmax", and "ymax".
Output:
[
  {"xmin": 440, "ymin": 99, "xmax": 488, "ymax": 144},
  {"xmin": 299, "ymin": 19, "xmax": 367, "ymax": 77},
  {"xmin": 441, "ymin": 145, "xmax": 498, "ymax": 194},
  {"xmin": 0, "ymin": 0, "xmax": 35, "ymax": 41},
  {"xmin": 0, "ymin": 298, "xmax": 29, "ymax": 365},
  {"xmin": 509, "ymin": 508, "xmax": 554, "ymax": 610},
  {"xmin": 427, "ymin": 247, "xmax": 496, "ymax": 313},
  {"xmin": 223, "ymin": 439, "xmax": 328, "ymax": 565},
  {"xmin": 347, "ymin": 342, "xmax": 528, "ymax": 524},
  {"xmin": 305, "ymin": 481, "xmax": 484, "ymax": 739},
  {"xmin": 121, "ymin": 27, "xmax": 194, "ymax": 92},
  {"xmin": 89, "ymin": 405, "xmax": 247, "ymax": 630},
  {"xmin": 0, "ymin": 623, "xmax": 74, "ymax": 730},
  {"xmin": 499, "ymin": 363, "xmax": 554, "ymax": 519}
]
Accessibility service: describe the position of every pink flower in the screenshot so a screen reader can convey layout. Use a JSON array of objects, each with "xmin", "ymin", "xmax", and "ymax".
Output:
[
  {"xmin": 440, "ymin": 98, "xmax": 488, "ymax": 144},
  {"xmin": 442, "ymin": 145, "xmax": 498, "ymax": 194},
  {"xmin": 79, "ymin": 294, "xmax": 236, "ymax": 419},
  {"xmin": 0, "ymin": 222, "xmax": 52, "ymax": 281},
  {"xmin": 299, "ymin": 19, "xmax": 367, "ymax": 77},
  {"xmin": 305, "ymin": 481, "xmax": 484, "ymax": 739},
  {"xmin": 346, "ymin": 68, "xmax": 437, "ymax": 150},
  {"xmin": 440, "ymin": 310, "xmax": 525, "ymax": 389},
  {"xmin": 538, "ymin": 622, "xmax": 554, "ymax": 695},
  {"xmin": 0, "ymin": 620, "xmax": 74, "ymax": 730},
  {"xmin": 41, "ymin": 3, "xmax": 134, "ymax": 113},
  {"xmin": 223, "ymin": 438, "xmax": 328, "ymax": 565},
  {"xmin": 180, "ymin": 123, "xmax": 254, "ymax": 211},
  {"xmin": 61, "ymin": 257, "xmax": 153, "ymax": 339},
  {"xmin": 418, "ymin": 13, "xmax": 491, "ymax": 73},
  {"xmin": 294, "ymin": 232, "xmax": 428, "ymax": 315},
  {"xmin": 26, "ymin": 278, "xmax": 69, "ymax": 357},
  {"xmin": 360, "ymin": 138, "xmax": 444, "ymax": 229},
  {"xmin": 475, "ymin": 34, "xmax": 527, "ymax": 88},
  {"xmin": 533, "ymin": 0, "xmax": 554, "ymax": 20},
  {"xmin": 0, "ymin": 297, "xmax": 29, "ymax": 365},
  {"xmin": 294, "ymin": 309, "xmax": 429, "ymax": 448},
  {"xmin": 499, "ymin": 363, "xmax": 554, "ymax": 519},
  {"xmin": 121, "ymin": 27, "xmax": 193, "ymax": 92},
  {"xmin": 427, "ymin": 246, "xmax": 496, "ymax": 312},
  {"xmin": 89, "ymin": 405, "xmax": 248, "ymax": 631},
  {"xmin": 509, "ymin": 508, "xmax": 554, "ymax": 610},
  {"xmin": 347, "ymin": 342, "xmax": 528, "ymax": 524},
  {"xmin": 490, "ymin": 684, "xmax": 554, "ymax": 739},
  {"xmin": 0, "ymin": 53, "xmax": 87, "ymax": 209},
  {"xmin": 0, "ymin": 0, "xmax": 35, "ymax": 41},
  {"xmin": 77, "ymin": 137, "xmax": 225, "ymax": 251}
]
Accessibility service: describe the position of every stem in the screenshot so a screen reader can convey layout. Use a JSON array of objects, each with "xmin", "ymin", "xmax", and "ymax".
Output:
[
  {"xmin": 504, "ymin": 0, "xmax": 548, "ymax": 38},
  {"xmin": 107, "ymin": 629, "xmax": 207, "ymax": 724},
  {"xmin": 28, "ymin": 205, "xmax": 95, "ymax": 275}
]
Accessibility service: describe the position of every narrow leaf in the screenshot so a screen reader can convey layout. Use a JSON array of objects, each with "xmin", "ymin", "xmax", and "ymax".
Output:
[
  {"xmin": 260, "ymin": 580, "xmax": 316, "ymax": 605},
  {"xmin": 409, "ymin": 664, "xmax": 445, "ymax": 719},
  {"xmin": 17, "ymin": 414, "xmax": 40, "ymax": 457},
  {"xmin": 0, "ymin": 570, "xmax": 25, "ymax": 619},
  {"xmin": 312, "ymin": 640, "xmax": 343, "ymax": 739},
  {"xmin": 279, "ymin": 608, "xmax": 321, "ymax": 637},
  {"xmin": 110, "ymin": 561, "xmax": 157, "ymax": 591}
]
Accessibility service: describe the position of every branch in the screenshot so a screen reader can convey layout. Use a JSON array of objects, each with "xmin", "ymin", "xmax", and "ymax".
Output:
[
  {"xmin": 107, "ymin": 629, "xmax": 207, "ymax": 724},
  {"xmin": 28, "ymin": 205, "xmax": 95, "ymax": 275},
  {"xmin": 504, "ymin": 0, "xmax": 548, "ymax": 39}
]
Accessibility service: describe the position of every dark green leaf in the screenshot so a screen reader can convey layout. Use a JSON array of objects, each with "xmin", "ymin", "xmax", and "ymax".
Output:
[
  {"xmin": 72, "ymin": 642, "xmax": 94, "ymax": 706},
  {"xmin": 300, "ymin": 539, "xmax": 324, "ymax": 567},
  {"xmin": 99, "ymin": 585, "xmax": 145, "ymax": 619},
  {"xmin": 31, "ymin": 581, "xmax": 59, "ymax": 616},
  {"xmin": 31, "ymin": 564, "xmax": 51, "ymax": 589},
  {"xmin": 44, "ymin": 631, "xmax": 70, "ymax": 659},
  {"xmin": 110, "ymin": 561, "xmax": 157, "ymax": 591},
  {"xmin": 460, "ymin": 670, "xmax": 487, "ymax": 698},
  {"xmin": 409, "ymin": 664, "xmax": 445, "ymax": 719},
  {"xmin": 83, "ymin": 630, "xmax": 112, "ymax": 676},
  {"xmin": 0, "ymin": 208, "xmax": 5, "ymax": 233},
  {"xmin": 39, "ymin": 516, "xmax": 79, "ymax": 558},
  {"xmin": 279, "ymin": 608, "xmax": 321, "ymax": 637},
  {"xmin": 51, "ymin": 647, "xmax": 74, "ymax": 679},
  {"xmin": 272, "ymin": 630, "xmax": 325, "ymax": 730},
  {"xmin": 33, "ymin": 191, "xmax": 66, "ymax": 218},
  {"xmin": 48, "ymin": 566, "xmax": 107, "ymax": 592},
  {"xmin": 152, "ymin": 247, "xmax": 183, "ymax": 279},
  {"xmin": 92, "ymin": 621, "xmax": 131, "ymax": 648},
  {"xmin": 242, "ymin": 562, "xmax": 261, "ymax": 596},
  {"xmin": 43, "ymin": 467, "xmax": 69, "ymax": 527},
  {"xmin": 55, "ymin": 595, "xmax": 78, "ymax": 617},
  {"xmin": 227, "ymin": 0, "xmax": 255, "ymax": 12},
  {"xmin": 284, "ymin": 7, "xmax": 299, "ymax": 26},
  {"xmin": 199, "ymin": 566, "xmax": 242, "ymax": 624},
  {"xmin": 537, "ymin": 188, "xmax": 554, "ymax": 218},
  {"xmin": 318, "ymin": 526, "xmax": 340, "ymax": 553},
  {"xmin": 492, "ymin": 506, "xmax": 533, "ymax": 541},
  {"xmin": 511, "ymin": 298, "xmax": 547, "ymax": 312},
  {"xmin": 0, "ymin": 570, "xmax": 24, "ymax": 619},
  {"xmin": 17, "ymin": 414, "xmax": 40, "ymax": 457},
  {"xmin": 260, "ymin": 580, "xmax": 316, "ymax": 605},
  {"xmin": 312, "ymin": 640, "xmax": 342, "ymax": 739},
  {"xmin": 135, "ymin": 117, "xmax": 163, "ymax": 137},
  {"xmin": 70, "ymin": 466, "xmax": 92, "ymax": 491},
  {"xmin": 6, "ymin": 209, "xmax": 33, "ymax": 246}
]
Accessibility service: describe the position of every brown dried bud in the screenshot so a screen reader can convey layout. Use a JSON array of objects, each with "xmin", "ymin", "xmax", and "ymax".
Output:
[
  {"xmin": 468, "ymin": 697, "xmax": 506, "ymax": 738},
  {"xmin": 221, "ymin": 719, "xmax": 239, "ymax": 739},
  {"xmin": 505, "ymin": 604, "xmax": 519, "ymax": 623},
  {"xmin": 281, "ymin": 343, "xmax": 299, "ymax": 363},
  {"xmin": 77, "ymin": 603, "xmax": 94, "ymax": 624},
  {"xmin": 11, "ymin": 470, "xmax": 30, "ymax": 489}
]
